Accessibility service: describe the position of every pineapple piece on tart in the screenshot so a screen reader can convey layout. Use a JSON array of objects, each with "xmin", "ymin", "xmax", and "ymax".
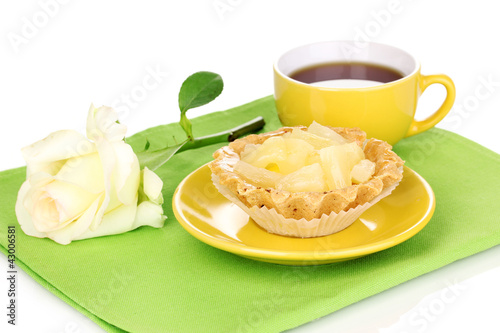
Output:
[{"xmin": 209, "ymin": 122, "xmax": 404, "ymax": 238}]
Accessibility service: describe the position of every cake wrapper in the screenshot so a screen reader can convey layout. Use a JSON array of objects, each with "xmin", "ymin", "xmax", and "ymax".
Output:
[{"xmin": 212, "ymin": 175, "xmax": 400, "ymax": 238}]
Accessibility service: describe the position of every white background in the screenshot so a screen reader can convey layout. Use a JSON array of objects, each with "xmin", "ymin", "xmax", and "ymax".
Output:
[{"xmin": 1, "ymin": 0, "xmax": 500, "ymax": 332}]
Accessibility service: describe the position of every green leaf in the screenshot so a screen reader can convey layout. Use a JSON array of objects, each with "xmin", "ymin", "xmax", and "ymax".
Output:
[
  {"xmin": 178, "ymin": 72, "xmax": 223, "ymax": 113},
  {"xmin": 136, "ymin": 140, "xmax": 188, "ymax": 171}
]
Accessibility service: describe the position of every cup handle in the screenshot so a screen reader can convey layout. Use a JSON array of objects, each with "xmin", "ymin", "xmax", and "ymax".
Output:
[{"xmin": 405, "ymin": 74, "xmax": 456, "ymax": 137}]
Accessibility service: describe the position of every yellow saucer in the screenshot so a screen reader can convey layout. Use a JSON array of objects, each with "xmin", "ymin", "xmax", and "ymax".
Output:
[{"xmin": 172, "ymin": 164, "xmax": 435, "ymax": 266}]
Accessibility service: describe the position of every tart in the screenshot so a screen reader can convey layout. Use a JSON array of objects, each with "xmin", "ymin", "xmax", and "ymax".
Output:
[{"xmin": 209, "ymin": 122, "xmax": 404, "ymax": 238}]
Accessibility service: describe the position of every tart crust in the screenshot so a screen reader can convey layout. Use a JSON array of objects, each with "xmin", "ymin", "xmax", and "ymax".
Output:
[{"xmin": 209, "ymin": 126, "xmax": 404, "ymax": 220}]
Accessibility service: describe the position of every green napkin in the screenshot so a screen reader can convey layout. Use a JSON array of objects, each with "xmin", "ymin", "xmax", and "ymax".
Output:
[{"xmin": 1, "ymin": 96, "xmax": 499, "ymax": 333}]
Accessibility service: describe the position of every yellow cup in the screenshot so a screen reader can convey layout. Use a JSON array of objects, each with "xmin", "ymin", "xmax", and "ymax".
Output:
[{"xmin": 274, "ymin": 41, "xmax": 456, "ymax": 145}]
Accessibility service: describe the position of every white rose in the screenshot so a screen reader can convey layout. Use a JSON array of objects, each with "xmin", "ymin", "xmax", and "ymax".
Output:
[{"xmin": 15, "ymin": 105, "xmax": 166, "ymax": 245}]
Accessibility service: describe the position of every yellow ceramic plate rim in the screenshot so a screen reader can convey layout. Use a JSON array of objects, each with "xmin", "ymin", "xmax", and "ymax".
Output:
[{"xmin": 173, "ymin": 163, "xmax": 435, "ymax": 263}]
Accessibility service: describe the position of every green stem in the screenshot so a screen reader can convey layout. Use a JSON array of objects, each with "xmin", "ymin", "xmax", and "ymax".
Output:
[
  {"xmin": 179, "ymin": 112, "xmax": 194, "ymax": 141},
  {"xmin": 177, "ymin": 116, "xmax": 265, "ymax": 153}
]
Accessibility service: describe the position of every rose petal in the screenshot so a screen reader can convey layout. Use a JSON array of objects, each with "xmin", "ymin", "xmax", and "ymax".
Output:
[
  {"xmin": 88, "ymin": 139, "xmax": 114, "ymax": 231},
  {"xmin": 40, "ymin": 179, "xmax": 98, "ymax": 227},
  {"xmin": 21, "ymin": 130, "xmax": 96, "ymax": 177},
  {"xmin": 45, "ymin": 195, "xmax": 102, "ymax": 245},
  {"xmin": 132, "ymin": 201, "xmax": 166, "ymax": 230},
  {"xmin": 30, "ymin": 189, "xmax": 64, "ymax": 232},
  {"xmin": 55, "ymin": 152, "xmax": 104, "ymax": 194},
  {"xmin": 75, "ymin": 197, "xmax": 138, "ymax": 240},
  {"xmin": 22, "ymin": 173, "xmax": 74, "ymax": 232},
  {"xmin": 112, "ymin": 141, "xmax": 140, "ymax": 206},
  {"xmin": 15, "ymin": 181, "xmax": 46, "ymax": 238},
  {"xmin": 87, "ymin": 106, "xmax": 131, "ymax": 231},
  {"xmin": 86, "ymin": 104, "xmax": 127, "ymax": 143},
  {"xmin": 142, "ymin": 167, "xmax": 164, "ymax": 205}
]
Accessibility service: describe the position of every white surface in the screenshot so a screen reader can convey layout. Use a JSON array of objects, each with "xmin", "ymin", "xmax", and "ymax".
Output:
[{"xmin": 1, "ymin": 1, "xmax": 499, "ymax": 332}]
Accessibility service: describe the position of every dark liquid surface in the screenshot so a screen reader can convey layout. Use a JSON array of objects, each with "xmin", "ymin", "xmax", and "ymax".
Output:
[{"xmin": 290, "ymin": 62, "xmax": 404, "ymax": 84}]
